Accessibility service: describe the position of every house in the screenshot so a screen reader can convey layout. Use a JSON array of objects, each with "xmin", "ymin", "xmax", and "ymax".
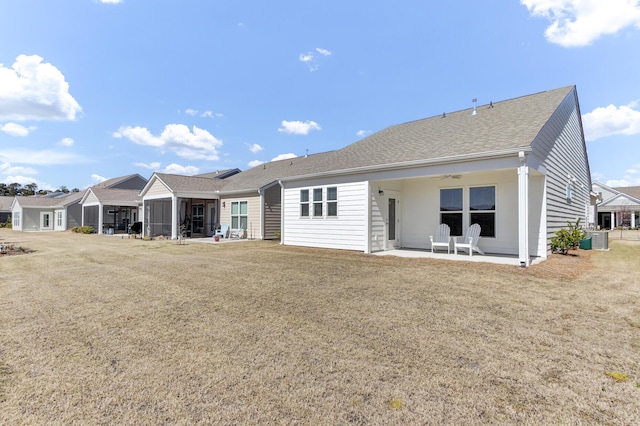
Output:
[
  {"xmin": 232, "ymin": 85, "xmax": 590, "ymax": 267},
  {"xmin": 80, "ymin": 174, "xmax": 148, "ymax": 234},
  {"xmin": 139, "ymin": 170, "xmax": 239, "ymax": 239},
  {"xmin": 10, "ymin": 191, "xmax": 85, "ymax": 232},
  {"xmin": 592, "ymin": 182, "xmax": 640, "ymax": 229},
  {"xmin": 212, "ymin": 85, "xmax": 591, "ymax": 266},
  {"xmin": 0, "ymin": 196, "xmax": 14, "ymax": 223}
]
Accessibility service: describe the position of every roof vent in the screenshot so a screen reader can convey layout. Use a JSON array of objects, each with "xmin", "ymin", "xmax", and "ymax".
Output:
[
  {"xmin": 472, "ymin": 98, "xmax": 478, "ymax": 115},
  {"xmin": 305, "ymin": 149, "xmax": 308, "ymax": 158},
  {"xmin": 442, "ymin": 112, "xmax": 446, "ymax": 118},
  {"xmin": 489, "ymin": 101, "xmax": 494, "ymax": 109}
]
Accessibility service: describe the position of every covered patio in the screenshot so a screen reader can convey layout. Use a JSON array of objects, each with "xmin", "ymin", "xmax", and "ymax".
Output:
[{"xmin": 373, "ymin": 248, "xmax": 544, "ymax": 266}]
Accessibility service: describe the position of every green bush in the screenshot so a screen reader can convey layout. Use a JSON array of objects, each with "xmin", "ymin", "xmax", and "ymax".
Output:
[
  {"xmin": 72, "ymin": 226, "xmax": 94, "ymax": 234},
  {"xmin": 550, "ymin": 218, "xmax": 585, "ymax": 255}
]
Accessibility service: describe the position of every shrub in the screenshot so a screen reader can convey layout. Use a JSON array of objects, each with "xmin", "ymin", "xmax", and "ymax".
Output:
[
  {"xmin": 72, "ymin": 226, "xmax": 94, "ymax": 234},
  {"xmin": 550, "ymin": 218, "xmax": 585, "ymax": 255}
]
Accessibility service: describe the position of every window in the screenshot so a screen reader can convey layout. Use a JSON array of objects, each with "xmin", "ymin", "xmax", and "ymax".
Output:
[
  {"xmin": 440, "ymin": 188, "xmax": 463, "ymax": 236},
  {"xmin": 13, "ymin": 212, "xmax": 20, "ymax": 227},
  {"xmin": 231, "ymin": 201, "xmax": 248, "ymax": 229},
  {"xmin": 327, "ymin": 187, "xmax": 337, "ymax": 217},
  {"xmin": 300, "ymin": 189, "xmax": 309, "ymax": 217},
  {"xmin": 313, "ymin": 188, "xmax": 323, "ymax": 217},
  {"xmin": 56, "ymin": 211, "xmax": 63, "ymax": 227},
  {"xmin": 470, "ymin": 186, "xmax": 495, "ymax": 237},
  {"xmin": 192, "ymin": 204, "xmax": 204, "ymax": 233}
]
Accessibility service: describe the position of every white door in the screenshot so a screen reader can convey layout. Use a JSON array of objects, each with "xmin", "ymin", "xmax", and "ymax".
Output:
[
  {"xmin": 386, "ymin": 196, "xmax": 400, "ymax": 249},
  {"xmin": 40, "ymin": 212, "xmax": 52, "ymax": 230}
]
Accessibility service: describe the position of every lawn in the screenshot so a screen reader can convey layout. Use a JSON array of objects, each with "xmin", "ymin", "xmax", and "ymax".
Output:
[{"xmin": 1, "ymin": 230, "xmax": 639, "ymax": 424}]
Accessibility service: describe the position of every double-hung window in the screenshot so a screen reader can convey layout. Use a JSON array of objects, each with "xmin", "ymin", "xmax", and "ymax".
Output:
[
  {"xmin": 327, "ymin": 187, "xmax": 337, "ymax": 217},
  {"xmin": 313, "ymin": 188, "xmax": 323, "ymax": 217},
  {"xmin": 470, "ymin": 186, "xmax": 495, "ymax": 237},
  {"xmin": 13, "ymin": 212, "xmax": 20, "ymax": 227},
  {"xmin": 300, "ymin": 190, "xmax": 310, "ymax": 217},
  {"xmin": 231, "ymin": 201, "xmax": 248, "ymax": 229},
  {"xmin": 56, "ymin": 211, "xmax": 63, "ymax": 227},
  {"xmin": 440, "ymin": 188, "xmax": 463, "ymax": 236}
]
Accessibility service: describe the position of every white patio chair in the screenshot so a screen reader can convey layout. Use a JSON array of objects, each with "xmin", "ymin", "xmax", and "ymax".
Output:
[
  {"xmin": 430, "ymin": 223, "xmax": 451, "ymax": 253},
  {"xmin": 454, "ymin": 223, "xmax": 485, "ymax": 256}
]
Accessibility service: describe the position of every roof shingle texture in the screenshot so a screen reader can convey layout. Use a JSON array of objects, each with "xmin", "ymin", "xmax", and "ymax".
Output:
[{"xmin": 221, "ymin": 86, "xmax": 574, "ymax": 191}]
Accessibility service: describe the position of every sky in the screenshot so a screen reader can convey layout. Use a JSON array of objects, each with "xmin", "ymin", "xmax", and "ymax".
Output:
[{"xmin": 1, "ymin": 0, "xmax": 640, "ymax": 191}]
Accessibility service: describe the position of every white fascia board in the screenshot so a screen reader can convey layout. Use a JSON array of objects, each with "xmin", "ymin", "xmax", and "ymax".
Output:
[{"xmin": 173, "ymin": 191, "xmax": 220, "ymax": 200}]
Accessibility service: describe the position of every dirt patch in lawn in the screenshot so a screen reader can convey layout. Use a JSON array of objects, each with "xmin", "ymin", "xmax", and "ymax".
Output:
[
  {"xmin": 0, "ymin": 243, "xmax": 34, "ymax": 256},
  {"xmin": 0, "ymin": 230, "xmax": 638, "ymax": 424}
]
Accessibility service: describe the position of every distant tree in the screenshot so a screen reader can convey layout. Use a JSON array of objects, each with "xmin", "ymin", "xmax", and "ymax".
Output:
[
  {"xmin": 71, "ymin": 188, "xmax": 80, "ymax": 193},
  {"xmin": 37, "ymin": 189, "xmax": 49, "ymax": 196},
  {"xmin": 23, "ymin": 183, "xmax": 38, "ymax": 196},
  {"xmin": 0, "ymin": 183, "xmax": 7, "ymax": 196},
  {"xmin": 8, "ymin": 183, "xmax": 22, "ymax": 196},
  {"xmin": 56, "ymin": 185, "xmax": 69, "ymax": 194}
]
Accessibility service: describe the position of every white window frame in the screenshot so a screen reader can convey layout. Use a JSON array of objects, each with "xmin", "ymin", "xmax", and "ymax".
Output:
[
  {"xmin": 13, "ymin": 211, "xmax": 20, "ymax": 227},
  {"xmin": 469, "ymin": 185, "xmax": 496, "ymax": 238},
  {"xmin": 56, "ymin": 211, "xmax": 63, "ymax": 227},
  {"xmin": 231, "ymin": 201, "xmax": 248, "ymax": 229},
  {"xmin": 326, "ymin": 186, "xmax": 338, "ymax": 217},
  {"xmin": 300, "ymin": 189, "xmax": 310, "ymax": 218},
  {"xmin": 312, "ymin": 188, "xmax": 323, "ymax": 217}
]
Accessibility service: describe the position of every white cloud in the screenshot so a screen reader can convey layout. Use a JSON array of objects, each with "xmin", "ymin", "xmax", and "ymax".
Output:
[
  {"xmin": 605, "ymin": 178, "xmax": 640, "ymax": 187},
  {"xmin": 582, "ymin": 102, "xmax": 640, "ymax": 141},
  {"xmin": 114, "ymin": 124, "xmax": 222, "ymax": 160},
  {"xmin": 162, "ymin": 163, "xmax": 199, "ymax": 175},
  {"xmin": 59, "ymin": 137, "xmax": 74, "ymax": 147},
  {"xmin": 278, "ymin": 120, "xmax": 321, "ymax": 135},
  {"xmin": 271, "ymin": 153, "xmax": 297, "ymax": 162},
  {"xmin": 356, "ymin": 129, "xmax": 371, "ymax": 137},
  {"xmin": 0, "ymin": 54, "xmax": 82, "ymax": 121},
  {"xmin": 134, "ymin": 162, "xmax": 162, "ymax": 170},
  {"xmin": 0, "ymin": 149, "xmax": 84, "ymax": 165},
  {"xmin": 91, "ymin": 174, "xmax": 107, "ymax": 184},
  {"xmin": 249, "ymin": 143, "xmax": 263, "ymax": 153},
  {"xmin": 299, "ymin": 48, "xmax": 332, "ymax": 71},
  {"xmin": 134, "ymin": 161, "xmax": 199, "ymax": 175},
  {"xmin": 1, "ymin": 122, "xmax": 34, "ymax": 137},
  {"xmin": 183, "ymin": 108, "xmax": 222, "ymax": 118},
  {"xmin": 521, "ymin": 0, "xmax": 640, "ymax": 47},
  {"xmin": 99, "ymin": 0, "xmax": 123, "ymax": 3},
  {"xmin": 248, "ymin": 160, "xmax": 265, "ymax": 168},
  {"xmin": 0, "ymin": 161, "xmax": 38, "ymax": 176}
]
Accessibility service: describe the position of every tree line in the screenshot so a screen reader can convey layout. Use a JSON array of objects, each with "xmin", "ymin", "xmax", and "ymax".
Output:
[{"xmin": 0, "ymin": 183, "xmax": 80, "ymax": 196}]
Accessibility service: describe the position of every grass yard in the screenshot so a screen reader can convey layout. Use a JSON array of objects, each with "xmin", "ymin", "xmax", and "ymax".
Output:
[{"xmin": 1, "ymin": 230, "xmax": 639, "ymax": 424}]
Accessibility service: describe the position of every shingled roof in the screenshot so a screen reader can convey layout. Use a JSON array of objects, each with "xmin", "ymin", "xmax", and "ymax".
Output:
[
  {"xmin": 220, "ymin": 85, "xmax": 576, "ymax": 191},
  {"xmin": 613, "ymin": 186, "xmax": 640, "ymax": 201},
  {"xmin": 89, "ymin": 187, "xmax": 141, "ymax": 204},
  {"xmin": 13, "ymin": 191, "xmax": 86, "ymax": 208},
  {"xmin": 154, "ymin": 173, "xmax": 227, "ymax": 192}
]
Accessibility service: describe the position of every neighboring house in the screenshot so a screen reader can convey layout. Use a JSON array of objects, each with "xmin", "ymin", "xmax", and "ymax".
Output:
[
  {"xmin": 592, "ymin": 182, "xmax": 640, "ymax": 229},
  {"xmin": 139, "ymin": 173, "xmax": 232, "ymax": 239},
  {"xmin": 10, "ymin": 191, "xmax": 85, "ymax": 232},
  {"xmin": 0, "ymin": 196, "xmax": 14, "ymax": 223},
  {"xmin": 79, "ymin": 174, "xmax": 148, "ymax": 234}
]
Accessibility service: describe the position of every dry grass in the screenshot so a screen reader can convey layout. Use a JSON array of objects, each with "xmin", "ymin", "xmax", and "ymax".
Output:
[{"xmin": 1, "ymin": 230, "xmax": 639, "ymax": 425}]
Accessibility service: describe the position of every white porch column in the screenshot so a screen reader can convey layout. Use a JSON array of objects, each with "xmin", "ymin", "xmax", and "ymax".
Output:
[
  {"xmin": 517, "ymin": 165, "xmax": 530, "ymax": 267},
  {"xmin": 631, "ymin": 212, "xmax": 636, "ymax": 228},
  {"xmin": 98, "ymin": 203, "xmax": 104, "ymax": 234},
  {"xmin": 611, "ymin": 212, "xmax": 615, "ymax": 228},
  {"xmin": 171, "ymin": 195, "xmax": 179, "ymax": 240}
]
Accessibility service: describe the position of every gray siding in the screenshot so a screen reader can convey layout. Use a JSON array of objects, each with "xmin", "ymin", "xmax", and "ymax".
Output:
[
  {"xmin": 531, "ymin": 88, "xmax": 591, "ymax": 248},
  {"xmin": 263, "ymin": 185, "xmax": 281, "ymax": 240},
  {"xmin": 111, "ymin": 175, "xmax": 147, "ymax": 190}
]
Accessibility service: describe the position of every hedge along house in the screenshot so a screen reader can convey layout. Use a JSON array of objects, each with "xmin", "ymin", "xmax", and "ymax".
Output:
[
  {"xmin": 10, "ymin": 191, "xmax": 85, "ymax": 232},
  {"xmin": 592, "ymin": 182, "xmax": 640, "ymax": 229},
  {"xmin": 275, "ymin": 86, "xmax": 592, "ymax": 266},
  {"xmin": 139, "ymin": 170, "xmax": 239, "ymax": 239},
  {"xmin": 80, "ymin": 174, "xmax": 148, "ymax": 234}
]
